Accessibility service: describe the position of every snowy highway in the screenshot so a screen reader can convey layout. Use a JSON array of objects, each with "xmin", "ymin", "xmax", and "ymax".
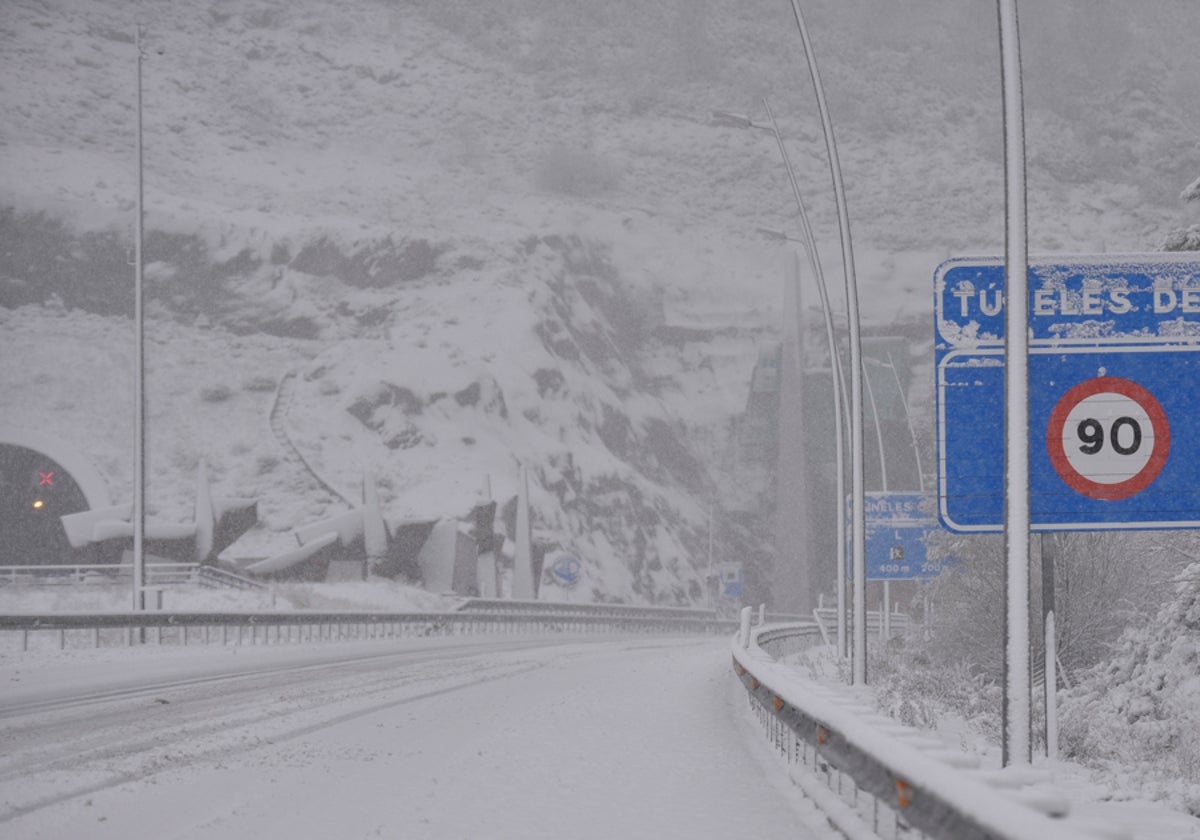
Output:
[{"xmin": 0, "ymin": 635, "xmax": 829, "ymax": 839}]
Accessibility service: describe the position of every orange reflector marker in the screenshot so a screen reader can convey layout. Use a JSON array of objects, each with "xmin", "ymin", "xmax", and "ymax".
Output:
[
  {"xmin": 32, "ymin": 499, "xmax": 44, "ymax": 510},
  {"xmin": 896, "ymin": 779, "xmax": 913, "ymax": 809},
  {"xmin": 736, "ymin": 664, "xmax": 747, "ymax": 676},
  {"xmin": 773, "ymin": 696, "xmax": 784, "ymax": 713},
  {"xmin": 750, "ymin": 677, "xmax": 760, "ymax": 690},
  {"xmin": 816, "ymin": 725, "xmax": 829, "ymax": 745}
]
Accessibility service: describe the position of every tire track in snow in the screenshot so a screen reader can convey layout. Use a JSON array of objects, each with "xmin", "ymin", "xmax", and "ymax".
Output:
[{"xmin": 0, "ymin": 642, "xmax": 552, "ymax": 824}]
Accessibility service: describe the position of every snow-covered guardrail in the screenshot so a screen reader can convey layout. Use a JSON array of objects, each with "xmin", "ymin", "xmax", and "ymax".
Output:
[
  {"xmin": 0, "ymin": 607, "xmax": 739, "ymax": 652},
  {"xmin": 458, "ymin": 598, "xmax": 719, "ymax": 620},
  {"xmin": 732, "ymin": 621, "xmax": 1124, "ymax": 840},
  {"xmin": 0, "ymin": 562, "xmax": 263, "ymax": 590}
]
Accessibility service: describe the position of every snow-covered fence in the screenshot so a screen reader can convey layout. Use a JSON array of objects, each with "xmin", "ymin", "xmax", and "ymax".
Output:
[
  {"xmin": 0, "ymin": 606, "xmax": 738, "ymax": 652},
  {"xmin": 733, "ymin": 622, "xmax": 1123, "ymax": 840}
]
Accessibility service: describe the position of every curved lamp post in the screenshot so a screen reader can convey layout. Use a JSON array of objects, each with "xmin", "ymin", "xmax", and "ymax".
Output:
[
  {"xmin": 784, "ymin": 0, "xmax": 868, "ymax": 684},
  {"xmin": 710, "ymin": 103, "xmax": 850, "ymax": 661}
]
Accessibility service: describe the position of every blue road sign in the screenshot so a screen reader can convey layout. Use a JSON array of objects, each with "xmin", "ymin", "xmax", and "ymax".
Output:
[
  {"xmin": 935, "ymin": 254, "xmax": 1200, "ymax": 532},
  {"xmin": 546, "ymin": 552, "xmax": 582, "ymax": 587},
  {"xmin": 847, "ymin": 493, "xmax": 955, "ymax": 581},
  {"xmin": 719, "ymin": 562, "xmax": 743, "ymax": 600}
]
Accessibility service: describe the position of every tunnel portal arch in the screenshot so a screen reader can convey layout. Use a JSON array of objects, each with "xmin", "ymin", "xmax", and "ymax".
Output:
[{"xmin": 0, "ymin": 429, "xmax": 110, "ymax": 565}]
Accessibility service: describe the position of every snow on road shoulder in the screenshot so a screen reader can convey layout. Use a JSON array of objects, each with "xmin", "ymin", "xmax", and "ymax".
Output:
[{"xmin": 782, "ymin": 643, "xmax": 1200, "ymax": 840}]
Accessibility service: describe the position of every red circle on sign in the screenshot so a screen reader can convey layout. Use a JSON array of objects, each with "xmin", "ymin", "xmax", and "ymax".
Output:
[{"xmin": 1047, "ymin": 376, "xmax": 1170, "ymax": 501}]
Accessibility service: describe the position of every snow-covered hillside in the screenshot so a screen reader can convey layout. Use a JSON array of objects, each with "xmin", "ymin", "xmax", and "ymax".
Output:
[{"xmin": 2, "ymin": 0, "xmax": 1198, "ymax": 602}]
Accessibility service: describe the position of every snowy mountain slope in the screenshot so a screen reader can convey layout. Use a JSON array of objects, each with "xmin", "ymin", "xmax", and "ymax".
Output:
[{"xmin": 2, "ymin": 0, "xmax": 1198, "ymax": 601}]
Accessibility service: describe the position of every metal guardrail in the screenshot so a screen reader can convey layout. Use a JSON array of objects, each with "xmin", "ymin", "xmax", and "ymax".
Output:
[
  {"xmin": 457, "ymin": 598, "xmax": 718, "ymax": 620},
  {"xmin": 732, "ymin": 621, "xmax": 1122, "ymax": 840},
  {"xmin": 0, "ymin": 607, "xmax": 740, "ymax": 652},
  {"xmin": 195, "ymin": 565, "xmax": 265, "ymax": 591},
  {"xmin": 0, "ymin": 563, "xmax": 264, "ymax": 591},
  {"xmin": 811, "ymin": 607, "xmax": 910, "ymax": 646}
]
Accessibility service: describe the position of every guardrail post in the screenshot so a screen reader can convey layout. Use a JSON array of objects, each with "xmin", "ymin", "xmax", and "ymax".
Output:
[{"xmin": 739, "ymin": 606, "xmax": 753, "ymax": 648}]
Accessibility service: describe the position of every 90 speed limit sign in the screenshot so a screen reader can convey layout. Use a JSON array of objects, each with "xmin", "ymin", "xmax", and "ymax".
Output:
[
  {"xmin": 936, "ymin": 254, "xmax": 1200, "ymax": 532},
  {"xmin": 1046, "ymin": 376, "xmax": 1170, "ymax": 501}
]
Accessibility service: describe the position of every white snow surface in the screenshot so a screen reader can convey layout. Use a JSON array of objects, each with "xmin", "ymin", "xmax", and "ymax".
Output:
[
  {"xmin": 3, "ymin": 2, "xmax": 1200, "ymax": 835},
  {"xmin": 1, "ymin": 635, "xmax": 840, "ymax": 840}
]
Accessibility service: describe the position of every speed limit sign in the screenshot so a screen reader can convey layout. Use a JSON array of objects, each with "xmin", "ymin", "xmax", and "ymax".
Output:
[
  {"xmin": 1046, "ymin": 377, "xmax": 1170, "ymax": 501},
  {"xmin": 936, "ymin": 253, "xmax": 1200, "ymax": 532}
]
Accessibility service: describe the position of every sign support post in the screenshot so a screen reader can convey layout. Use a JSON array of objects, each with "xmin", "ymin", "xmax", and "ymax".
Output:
[
  {"xmin": 1041, "ymin": 533, "xmax": 1059, "ymax": 760},
  {"xmin": 998, "ymin": 0, "xmax": 1032, "ymax": 766}
]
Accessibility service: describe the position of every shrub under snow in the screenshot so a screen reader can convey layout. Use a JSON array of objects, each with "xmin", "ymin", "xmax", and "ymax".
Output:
[{"xmin": 1059, "ymin": 562, "xmax": 1200, "ymax": 813}]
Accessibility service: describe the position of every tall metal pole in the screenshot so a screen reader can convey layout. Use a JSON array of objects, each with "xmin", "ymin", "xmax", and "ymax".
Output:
[
  {"xmin": 886, "ymin": 350, "xmax": 930, "ymax": 643},
  {"xmin": 864, "ymin": 364, "xmax": 889, "ymax": 493},
  {"xmin": 885, "ymin": 351, "xmax": 926, "ymax": 492},
  {"xmin": 1041, "ymin": 533, "xmax": 1058, "ymax": 760},
  {"xmin": 785, "ymin": 0, "xmax": 867, "ymax": 684},
  {"xmin": 708, "ymin": 502, "xmax": 715, "ymax": 611},
  {"xmin": 761, "ymin": 99, "xmax": 849, "ymax": 660},
  {"xmin": 132, "ymin": 25, "xmax": 147, "ymax": 613},
  {"xmin": 863, "ymin": 366, "xmax": 889, "ymax": 640},
  {"xmin": 998, "ymin": 0, "xmax": 1032, "ymax": 766}
]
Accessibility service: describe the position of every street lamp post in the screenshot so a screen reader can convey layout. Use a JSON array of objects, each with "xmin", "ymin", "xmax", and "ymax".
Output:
[
  {"xmin": 710, "ymin": 103, "xmax": 850, "ymax": 660},
  {"xmin": 864, "ymin": 351, "xmax": 929, "ymax": 642},
  {"xmin": 885, "ymin": 351, "xmax": 926, "ymax": 491},
  {"xmin": 784, "ymin": 0, "xmax": 868, "ymax": 685},
  {"xmin": 863, "ymin": 359, "xmax": 889, "ymax": 640},
  {"xmin": 132, "ymin": 25, "xmax": 147, "ymax": 614}
]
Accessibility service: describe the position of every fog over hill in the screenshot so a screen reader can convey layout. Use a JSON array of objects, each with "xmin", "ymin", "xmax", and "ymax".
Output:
[{"xmin": 2, "ymin": 0, "xmax": 1197, "ymax": 603}]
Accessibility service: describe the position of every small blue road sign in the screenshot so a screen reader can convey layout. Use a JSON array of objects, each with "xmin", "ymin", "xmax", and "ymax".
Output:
[
  {"xmin": 935, "ymin": 254, "xmax": 1200, "ymax": 532},
  {"xmin": 546, "ymin": 552, "xmax": 582, "ymax": 587},
  {"xmin": 719, "ymin": 562, "xmax": 743, "ymax": 600},
  {"xmin": 848, "ymin": 493, "xmax": 952, "ymax": 580}
]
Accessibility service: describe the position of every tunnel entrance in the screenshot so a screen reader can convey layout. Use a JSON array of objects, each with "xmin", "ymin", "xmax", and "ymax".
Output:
[{"xmin": 0, "ymin": 444, "xmax": 92, "ymax": 565}]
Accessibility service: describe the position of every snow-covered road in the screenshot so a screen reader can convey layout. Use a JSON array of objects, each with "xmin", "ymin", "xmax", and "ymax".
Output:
[{"xmin": 1, "ymin": 635, "xmax": 832, "ymax": 839}]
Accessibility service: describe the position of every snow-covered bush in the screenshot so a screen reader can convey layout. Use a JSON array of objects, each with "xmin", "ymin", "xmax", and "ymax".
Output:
[
  {"xmin": 1059, "ymin": 563, "xmax": 1200, "ymax": 812},
  {"xmin": 870, "ymin": 641, "xmax": 1003, "ymax": 743},
  {"xmin": 923, "ymin": 530, "xmax": 1181, "ymax": 683},
  {"xmin": 1163, "ymin": 225, "xmax": 1200, "ymax": 253},
  {"xmin": 242, "ymin": 375, "xmax": 277, "ymax": 392},
  {"xmin": 1162, "ymin": 174, "xmax": 1200, "ymax": 252},
  {"xmin": 200, "ymin": 383, "xmax": 236, "ymax": 403}
]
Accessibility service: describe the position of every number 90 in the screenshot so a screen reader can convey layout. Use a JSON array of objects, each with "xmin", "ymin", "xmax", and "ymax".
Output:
[{"xmin": 1077, "ymin": 417, "xmax": 1142, "ymax": 456}]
